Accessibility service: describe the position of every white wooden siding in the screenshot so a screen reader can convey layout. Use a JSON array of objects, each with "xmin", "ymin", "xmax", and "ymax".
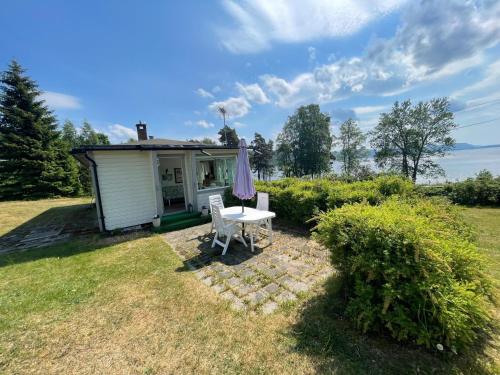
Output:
[{"xmin": 93, "ymin": 151, "xmax": 157, "ymax": 230}]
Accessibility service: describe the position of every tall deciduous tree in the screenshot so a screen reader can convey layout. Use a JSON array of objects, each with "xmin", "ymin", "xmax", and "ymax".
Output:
[
  {"xmin": 218, "ymin": 125, "xmax": 239, "ymax": 147},
  {"xmin": 370, "ymin": 98, "xmax": 456, "ymax": 182},
  {"xmin": 336, "ymin": 119, "xmax": 368, "ymax": 177},
  {"xmin": 61, "ymin": 119, "xmax": 78, "ymax": 146},
  {"xmin": 276, "ymin": 132, "xmax": 294, "ymax": 178},
  {"xmin": 0, "ymin": 60, "xmax": 79, "ymax": 199},
  {"xmin": 276, "ymin": 104, "xmax": 332, "ymax": 177},
  {"xmin": 61, "ymin": 119, "xmax": 110, "ymax": 195},
  {"xmin": 250, "ymin": 132, "xmax": 274, "ymax": 180},
  {"xmin": 78, "ymin": 121, "xmax": 110, "ymax": 146}
]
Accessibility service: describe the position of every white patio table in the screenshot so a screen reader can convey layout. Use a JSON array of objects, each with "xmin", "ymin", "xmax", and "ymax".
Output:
[{"xmin": 220, "ymin": 206, "xmax": 276, "ymax": 252}]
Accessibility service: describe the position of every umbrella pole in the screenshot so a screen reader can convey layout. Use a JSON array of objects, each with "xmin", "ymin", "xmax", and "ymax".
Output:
[{"xmin": 241, "ymin": 199, "xmax": 245, "ymax": 238}]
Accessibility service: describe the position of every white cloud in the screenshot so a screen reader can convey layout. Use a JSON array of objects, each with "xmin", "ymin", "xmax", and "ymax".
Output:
[
  {"xmin": 185, "ymin": 119, "xmax": 216, "ymax": 128},
  {"xmin": 261, "ymin": 72, "xmax": 320, "ymax": 107},
  {"xmin": 107, "ymin": 124, "xmax": 136, "ymax": 143},
  {"xmin": 208, "ymin": 96, "xmax": 251, "ymax": 118},
  {"xmin": 212, "ymin": 85, "xmax": 221, "ymax": 93},
  {"xmin": 196, "ymin": 88, "xmax": 214, "ymax": 98},
  {"xmin": 219, "ymin": 0, "xmax": 406, "ymax": 53},
  {"xmin": 452, "ymin": 60, "xmax": 500, "ymax": 98},
  {"xmin": 193, "ymin": 134, "xmax": 220, "ymax": 144},
  {"xmin": 256, "ymin": 1, "xmax": 500, "ymax": 107},
  {"xmin": 233, "ymin": 121, "xmax": 247, "ymax": 128},
  {"xmin": 353, "ymin": 105, "xmax": 387, "ymax": 115},
  {"xmin": 40, "ymin": 91, "xmax": 81, "ymax": 110},
  {"xmin": 236, "ymin": 82, "xmax": 270, "ymax": 104},
  {"xmin": 196, "ymin": 120, "xmax": 215, "ymax": 129}
]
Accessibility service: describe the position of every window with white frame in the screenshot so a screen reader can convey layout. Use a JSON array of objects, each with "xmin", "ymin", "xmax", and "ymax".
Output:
[{"xmin": 196, "ymin": 156, "xmax": 236, "ymax": 190}]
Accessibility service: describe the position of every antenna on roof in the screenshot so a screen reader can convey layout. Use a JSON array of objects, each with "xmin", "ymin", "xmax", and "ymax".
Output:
[{"xmin": 218, "ymin": 106, "xmax": 228, "ymax": 146}]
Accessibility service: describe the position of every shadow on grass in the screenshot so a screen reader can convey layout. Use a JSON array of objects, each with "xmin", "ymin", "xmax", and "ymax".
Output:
[
  {"xmin": 0, "ymin": 230, "xmax": 152, "ymax": 269},
  {"xmin": 290, "ymin": 276, "xmax": 498, "ymax": 375},
  {"xmin": 0, "ymin": 202, "xmax": 99, "ymax": 261},
  {"xmin": 0, "ymin": 202, "xmax": 155, "ymax": 268}
]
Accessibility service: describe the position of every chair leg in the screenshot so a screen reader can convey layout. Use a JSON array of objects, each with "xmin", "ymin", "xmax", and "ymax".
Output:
[
  {"xmin": 210, "ymin": 217, "xmax": 214, "ymax": 233},
  {"xmin": 267, "ymin": 219, "xmax": 273, "ymax": 244},
  {"xmin": 240, "ymin": 233, "xmax": 247, "ymax": 247},
  {"xmin": 222, "ymin": 235, "xmax": 231, "ymax": 255},
  {"xmin": 250, "ymin": 231, "xmax": 254, "ymax": 252},
  {"xmin": 211, "ymin": 231, "xmax": 218, "ymax": 248}
]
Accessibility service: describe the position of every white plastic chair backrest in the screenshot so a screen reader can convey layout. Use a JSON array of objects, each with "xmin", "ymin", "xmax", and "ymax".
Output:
[
  {"xmin": 209, "ymin": 194, "xmax": 224, "ymax": 212},
  {"xmin": 256, "ymin": 192, "xmax": 269, "ymax": 211},
  {"xmin": 211, "ymin": 205, "xmax": 227, "ymax": 236}
]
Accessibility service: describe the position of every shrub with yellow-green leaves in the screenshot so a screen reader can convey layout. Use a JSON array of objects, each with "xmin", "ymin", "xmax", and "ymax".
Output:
[
  {"xmin": 224, "ymin": 175, "xmax": 414, "ymax": 226},
  {"xmin": 313, "ymin": 197, "xmax": 491, "ymax": 351}
]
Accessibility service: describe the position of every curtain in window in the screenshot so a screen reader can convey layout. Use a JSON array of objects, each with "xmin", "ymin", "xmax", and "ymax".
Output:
[
  {"xmin": 196, "ymin": 161, "xmax": 207, "ymax": 188},
  {"xmin": 226, "ymin": 158, "xmax": 235, "ymax": 185},
  {"xmin": 195, "ymin": 157, "xmax": 236, "ymax": 189},
  {"xmin": 214, "ymin": 159, "xmax": 225, "ymax": 186}
]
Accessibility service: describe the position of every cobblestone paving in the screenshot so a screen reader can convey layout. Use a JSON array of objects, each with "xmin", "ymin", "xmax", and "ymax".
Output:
[
  {"xmin": 163, "ymin": 223, "xmax": 333, "ymax": 314},
  {"xmin": 0, "ymin": 204, "xmax": 98, "ymax": 254}
]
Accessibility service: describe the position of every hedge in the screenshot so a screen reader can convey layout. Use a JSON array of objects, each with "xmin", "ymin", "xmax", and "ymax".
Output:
[
  {"xmin": 313, "ymin": 197, "xmax": 491, "ymax": 351},
  {"xmin": 224, "ymin": 175, "xmax": 414, "ymax": 226},
  {"xmin": 418, "ymin": 170, "xmax": 500, "ymax": 206}
]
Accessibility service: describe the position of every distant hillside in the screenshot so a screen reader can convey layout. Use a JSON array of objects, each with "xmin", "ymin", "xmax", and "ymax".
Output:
[
  {"xmin": 452, "ymin": 143, "xmax": 500, "ymax": 150},
  {"xmin": 332, "ymin": 143, "xmax": 500, "ymax": 160}
]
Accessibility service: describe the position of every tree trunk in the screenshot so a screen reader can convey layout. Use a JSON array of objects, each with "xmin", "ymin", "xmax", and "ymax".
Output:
[{"xmin": 402, "ymin": 154, "xmax": 409, "ymax": 178}]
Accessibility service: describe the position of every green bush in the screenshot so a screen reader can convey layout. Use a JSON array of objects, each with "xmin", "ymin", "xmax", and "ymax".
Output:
[
  {"xmin": 224, "ymin": 175, "xmax": 414, "ymax": 226},
  {"xmin": 418, "ymin": 170, "xmax": 500, "ymax": 206},
  {"xmin": 313, "ymin": 197, "xmax": 491, "ymax": 351}
]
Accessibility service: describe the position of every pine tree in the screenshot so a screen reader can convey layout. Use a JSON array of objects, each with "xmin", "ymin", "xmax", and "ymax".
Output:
[
  {"xmin": 217, "ymin": 125, "xmax": 239, "ymax": 147},
  {"xmin": 0, "ymin": 60, "xmax": 79, "ymax": 199},
  {"xmin": 250, "ymin": 133, "xmax": 274, "ymax": 180}
]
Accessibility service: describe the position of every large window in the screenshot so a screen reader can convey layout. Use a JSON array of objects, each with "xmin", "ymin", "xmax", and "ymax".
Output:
[{"xmin": 196, "ymin": 157, "xmax": 236, "ymax": 190}]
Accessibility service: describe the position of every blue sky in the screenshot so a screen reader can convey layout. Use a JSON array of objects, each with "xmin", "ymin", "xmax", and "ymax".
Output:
[{"xmin": 1, "ymin": 0, "xmax": 499, "ymax": 145}]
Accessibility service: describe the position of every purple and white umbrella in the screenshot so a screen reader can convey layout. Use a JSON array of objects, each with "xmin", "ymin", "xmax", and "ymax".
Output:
[{"xmin": 233, "ymin": 138, "xmax": 256, "ymax": 212}]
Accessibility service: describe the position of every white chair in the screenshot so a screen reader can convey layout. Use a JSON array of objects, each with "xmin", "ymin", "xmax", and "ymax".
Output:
[
  {"xmin": 256, "ymin": 191, "xmax": 269, "ymax": 211},
  {"xmin": 248, "ymin": 192, "xmax": 273, "ymax": 251},
  {"xmin": 208, "ymin": 194, "xmax": 224, "ymax": 233},
  {"xmin": 211, "ymin": 205, "xmax": 247, "ymax": 255}
]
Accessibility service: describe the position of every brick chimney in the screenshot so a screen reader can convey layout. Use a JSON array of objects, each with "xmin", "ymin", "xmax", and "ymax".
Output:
[{"xmin": 136, "ymin": 122, "xmax": 148, "ymax": 141}]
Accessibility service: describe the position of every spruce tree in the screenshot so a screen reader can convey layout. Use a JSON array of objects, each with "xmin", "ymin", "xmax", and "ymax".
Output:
[{"xmin": 0, "ymin": 60, "xmax": 79, "ymax": 199}]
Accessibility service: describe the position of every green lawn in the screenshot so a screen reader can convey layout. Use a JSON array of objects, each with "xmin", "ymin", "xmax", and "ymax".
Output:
[
  {"xmin": 0, "ymin": 199, "xmax": 498, "ymax": 374},
  {"xmin": 463, "ymin": 207, "xmax": 500, "ymax": 283}
]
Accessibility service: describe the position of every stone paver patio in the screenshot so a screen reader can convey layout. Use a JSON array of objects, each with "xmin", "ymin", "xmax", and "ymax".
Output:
[
  {"xmin": 0, "ymin": 203, "xmax": 99, "ymax": 254},
  {"xmin": 163, "ymin": 223, "xmax": 333, "ymax": 314}
]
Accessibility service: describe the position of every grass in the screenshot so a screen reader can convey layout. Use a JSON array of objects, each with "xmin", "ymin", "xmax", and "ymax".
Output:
[
  {"xmin": 0, "ymin": 197, "xmax": 93, "ymax": 236},
  {"xmin": 0, "ymin": 198, "xmax": 499, "ymax": 374},
  {"xmin": 462, "ymin": 207, "xmax": 500, "ymax": 283}
]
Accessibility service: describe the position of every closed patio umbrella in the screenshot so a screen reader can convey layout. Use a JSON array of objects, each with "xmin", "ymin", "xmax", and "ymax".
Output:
[{"xmin": 233, "ymin": 138, "xmax": 256, "ymax": 212}]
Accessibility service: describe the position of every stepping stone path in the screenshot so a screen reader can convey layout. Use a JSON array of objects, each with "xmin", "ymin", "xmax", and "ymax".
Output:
[{"xmin": 163, "ymin": 223, "xmax": 333, "ymax": 314}]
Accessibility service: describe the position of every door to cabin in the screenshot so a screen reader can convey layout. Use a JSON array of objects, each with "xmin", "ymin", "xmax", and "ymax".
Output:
[{"xmin": 157, "ymin": 156, "xmax": 187, "ymax": 214}]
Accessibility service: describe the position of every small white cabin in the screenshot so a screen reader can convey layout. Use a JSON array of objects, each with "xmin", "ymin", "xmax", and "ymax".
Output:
[{"xmin": 72, "ymin": 123, "xmax": 238, "ymax": 231}]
